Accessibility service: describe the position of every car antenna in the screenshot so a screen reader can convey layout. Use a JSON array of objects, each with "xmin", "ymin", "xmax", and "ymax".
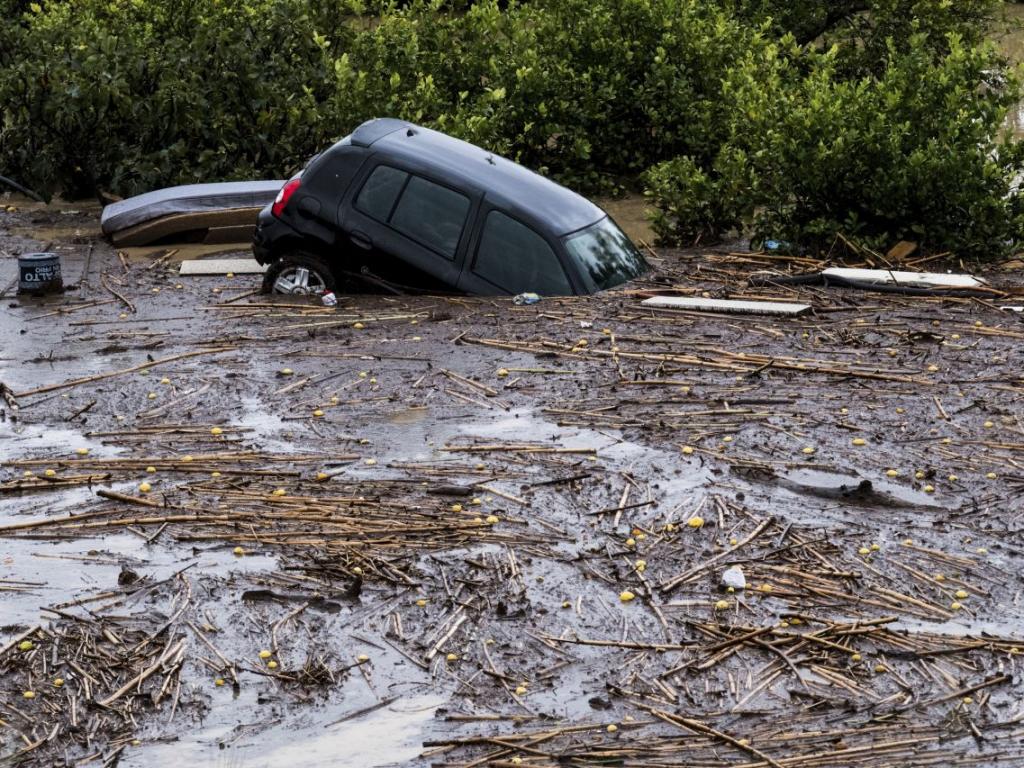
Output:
[
  {"xmin": 406, "ymin": 128, "xmax": 417, "ymax": 137},
  {"xmin": 486, "ymin": 154, "xmax": 496, "ymax": 165}
]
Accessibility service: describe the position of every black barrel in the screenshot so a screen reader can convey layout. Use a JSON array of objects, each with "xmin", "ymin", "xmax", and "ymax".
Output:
[{"xmin": 18, "ymin": 252, "xmax": 63, "ymax": 295}]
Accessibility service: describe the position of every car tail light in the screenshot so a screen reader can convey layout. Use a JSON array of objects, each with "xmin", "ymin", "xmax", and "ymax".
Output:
[{"xmin": 271, "ymin": 178, "xmax": 302, "ymax": 218}]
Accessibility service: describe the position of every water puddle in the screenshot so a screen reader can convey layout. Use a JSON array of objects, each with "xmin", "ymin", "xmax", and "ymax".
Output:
[{"xmin": 122, "ymin": 692, "xmax": 442, "ymax": 768}]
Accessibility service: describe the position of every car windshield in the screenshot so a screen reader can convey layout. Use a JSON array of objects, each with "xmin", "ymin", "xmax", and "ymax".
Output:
[{"xmin": 563, "ymin": 217, "xmax": 647, "ymax": 292}]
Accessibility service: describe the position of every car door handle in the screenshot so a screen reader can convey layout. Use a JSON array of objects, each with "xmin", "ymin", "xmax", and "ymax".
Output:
[{"xmin": 349, "ymin": 230, "xmax": 373, "ymax": 250}]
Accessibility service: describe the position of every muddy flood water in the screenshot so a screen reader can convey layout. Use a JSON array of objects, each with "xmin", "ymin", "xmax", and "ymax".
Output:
[{"xmin": 2, "ymin": 192, "xmax": 1024, "ymax": 768}]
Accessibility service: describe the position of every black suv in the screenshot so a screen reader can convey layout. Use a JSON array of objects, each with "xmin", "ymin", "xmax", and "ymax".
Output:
[{"xmin": 253, "ymin": 118, "xmax": 647, "ymax": 296}]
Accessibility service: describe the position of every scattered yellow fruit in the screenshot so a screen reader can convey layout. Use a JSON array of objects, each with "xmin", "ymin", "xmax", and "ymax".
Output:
[
  {"xmin": 352, "ymin": 567, "xmax": 363, "ymax": 575},
  {"xmin": 681, "ymin": 446, "xmax": 694, "ymax": 455},
  {"xmin": 619, "ymin": 590, "xmax": 636, "ymax": 602},
  {"xmin": 687, "ymin": 516, "xmax": 705, "ymax": 529},
  {"xmin": 858, "ymin": 547, "xmax": 870, "ymax": 556},
  {"xmin": 75, "ymin": 447, "xmax": 89, "ymax": 455},
  {"xmin": 233, "ymin": 546, "xmax": 245, "ymax": 556},
  {"xmin": 635, "ymin": 560, "xmax": 646, "ymax": 572},
  {"xmin": 986, "ymin": 472, "xmax": 997, "ymax": 480},
  {"xmin": 211, "ymin": 471, "xmax": 221, "ymax": 478},
  {"xmin": 451, "ymin": 503, "xmax": 463, "ymax": 513},
  {"xmin": 915, "ymin": 470, "xmax": 925, "ymax": 479},
  {"xmin": 138, "ymin": 482, "xmax": 152, "ymax": 493},
  {"xmin": 146, "ymin": 466, "xmax": 156, "ymax": 473},
  {"xmin": 364, "ymin": 458, "xmax": 377, "ymax": 466},
  {"xmin": 23, "ymin": 691, "xmax": 35, "ymax": 699},
  {"xmin": 352, "ymin": 322, "xmax": 365, "ymax": 329},
  {"xmin": 852, "ymin": 438, "xmax": 867, "ymax": 446},
  {"xmin": 312, "ymin": 409, "xmax": 324, "ymax": 417},
  {"xmin": 875, "ymin": 664, "xmax": 887, "ymax": 673},
  {"xmin": 147, "ymin": 392, "xmax": 157, "ymax": 399},
  {"xmin": 210, "ymin": 427, "xmax": 223, "ymax": 436},
  {"xmin": 316, "ymin": 472, "xmax": 328, "ymax": 481},
  {"xmin": 903, "ymin": 539, "xmax": 913, "ymax": 546},
  {"xmin": 714, "ymin": 599, "xmax": 730, "ymax": 611},
  {"xmin": 258, "ymin": 650, "xmax": 272, "ymax": 659},
  {"xmin": 850, "ymin": 653, "xmax": 862, "ymax": 662},
  {"xmin": 357, "ymin": 654, "xmax": 370, "ymax": 662},
  {"xmin": 886, "ymin": 469, "xmax": 898, "ymax": 478},
  {"xmin": 280, "ymin": 368, "xmax": 294, "ymax": 375},
  {"xmin": 53, "ymin": 678, "xmax": 64, "ymax": 687},
  {"xmin": 267, "ymin": 661, "xmax": 278, "ymax": 670},
  {"xmin": 927, "ymin": 365, "xmax": 939, "ymax": 372},
  {"xmin": 471, "ymin": 497, "xmax": 482, "ymax": 505},
  {"xmin": 215, "ymin": 678, "xmax": 225, "ymax": 686},
  {"xmin": 759, "ymin": 584, "xmax": 773, "ymax": 593},
  {"xmin": 801, "ymin": 447, "xmax": 815, "ymax": 455},
  {"xmin": 923, "ymin": 485, "xmax": 935, "ymax": 493},
  {"xmin": 951, "ymin": 601, "xmax": 963, "ymax": 610},
  {"xmin": 664, "ymin": 523, "xmax": 676, "ymax": 532},
  {"xmin": 722, "ymin": 436, "xmax": 733, "ymax": 443},
  {"xmin": 870, "ymin": 543, "xmax": 880, "ymax": 551},
  {"xmin": 416, "ymin": 599, "xmax": 427, "ymax": 607},
  {"xmin": 182, "ymin": 455, "xmax": 194, "ymax": 462},
  {"xmin": 515, "ymin": 686, "xmax": 528, "ymax": 695},
  {"xmin": 271, "ymin": 488, "xmax": 286, "ymax": 496},
  {"xmin": 625, "ymin": 537, "xmax": 636, "ymax": 547},
  {"xmin": 955, "ymin": 589, "xmax": 968, "ymax": 599},
  {"xmin": 19, "ymin": 640, "xmax": 33, "ymax": 651},
  {"xmin": 976, "ymin": 547, "xmax": 988, "ymax": 554},
  {"xmin": 948, "ymin": 474, "xmax": 958, "ymax": 482},
  {"xmin": 485, "ymin": 515, "xmax": 500, "ymax": 524},
  {"xmin": 446, "ymin": 653, "xmax": 459, "ymax": 662},
  {"xmin": 607, "ymin": 724, "xmax": 618, "ymax": 733},
  {"xmin": 984, "ymin": 421, "xmax": 995, "ymax": 428}
]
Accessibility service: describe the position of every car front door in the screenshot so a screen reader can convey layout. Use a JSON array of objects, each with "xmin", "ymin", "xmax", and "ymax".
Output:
[
  {"xmin": 457, "ymin": 206, "xmax": 579, "ymax": 296},
  {"xmin": 341, "ymin": 162, "xmax": 478, "ymax": 288}
]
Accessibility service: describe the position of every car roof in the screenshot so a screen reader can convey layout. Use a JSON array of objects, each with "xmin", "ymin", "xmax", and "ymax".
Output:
[{"xmin": 350, "ymin": 119, "xmax": 605, "ymax": 236}]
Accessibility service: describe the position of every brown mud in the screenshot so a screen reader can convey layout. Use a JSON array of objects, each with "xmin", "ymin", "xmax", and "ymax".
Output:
[{"xmin": 2, "ymin": 199, "xmax": 1024, "ymax": 767}]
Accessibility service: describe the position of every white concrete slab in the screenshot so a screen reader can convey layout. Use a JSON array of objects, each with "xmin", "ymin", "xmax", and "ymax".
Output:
[
  {"xmin": 822, "ymin": 268, "xmax": 986, "ymax": 289},
  {"xmin": 178, "ymin": 259, "xmax": 267, "ymax": 275},
  {"xmin": 641, "ymin": 296, "xmax": 811, "ymax": 316}
]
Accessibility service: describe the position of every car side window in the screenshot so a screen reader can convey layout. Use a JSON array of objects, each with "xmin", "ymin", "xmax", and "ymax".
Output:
[
  {"xmin": 473, "ymin": 211, "xmax": 572, "ymax": 295},
  {"xmin": 355, "ymin": 165, "xmax": 408, "ymax": 222},
  {"xmin": 389, "ymin": 176, "xmax": 470, "ymax": 259}
]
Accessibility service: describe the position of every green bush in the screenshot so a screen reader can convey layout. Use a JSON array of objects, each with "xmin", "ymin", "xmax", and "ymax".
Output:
[{"xmin": 646, "ymin": 30, "xmax": 1024, "ymax": 258}]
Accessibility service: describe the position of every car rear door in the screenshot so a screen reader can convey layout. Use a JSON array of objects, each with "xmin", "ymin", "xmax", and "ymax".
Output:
[{"xmin": 341, "ymin": 161, "xmax": 479, "ymax": 287}]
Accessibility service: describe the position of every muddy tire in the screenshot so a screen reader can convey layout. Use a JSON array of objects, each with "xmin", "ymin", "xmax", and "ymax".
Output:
[{"xmin": 262, "ymin": 252, "xmax": 337, "ymax": 295}]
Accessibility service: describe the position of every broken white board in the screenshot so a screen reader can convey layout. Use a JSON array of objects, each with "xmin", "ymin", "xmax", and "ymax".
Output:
[
  {"xmin": 821, "ymin": 268, "xmax": 986, "ymax": 289},
  {"xmin": 1001, "ymin": 306, "xmax": 1023, "ymax": 312},
  {"xmin": 641, "ymin": 296, "xmax": 811, "ymax": 316},
  {"xmin": 178, "ymin": 259, "xmax": 268, "ymax": 276}
]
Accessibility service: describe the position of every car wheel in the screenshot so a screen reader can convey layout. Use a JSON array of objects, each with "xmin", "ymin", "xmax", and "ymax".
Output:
[{"xmin": 263, "ymin": 253, "xmax": 337, "ymax": 295}]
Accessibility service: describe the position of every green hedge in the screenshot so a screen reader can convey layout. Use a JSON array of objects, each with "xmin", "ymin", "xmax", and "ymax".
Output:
[{"xmin": 1, "ymin": 0, "xmax": 1020, "ymax": 257}]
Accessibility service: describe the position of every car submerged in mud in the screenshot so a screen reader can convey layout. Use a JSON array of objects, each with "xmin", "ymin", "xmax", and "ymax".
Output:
[{"xmin": 253, "ymin": 118, "xmax": 647, "ymax": 296}]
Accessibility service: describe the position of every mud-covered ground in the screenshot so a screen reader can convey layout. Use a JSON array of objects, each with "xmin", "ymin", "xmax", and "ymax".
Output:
[{"xmin": 2, "ymin": 200, "xmax": 1024, "ymax": 768}]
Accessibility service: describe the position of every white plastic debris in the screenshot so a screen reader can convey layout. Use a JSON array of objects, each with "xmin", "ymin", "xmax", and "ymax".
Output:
[
  {"xmin": 722, "ymin": 565, "xmax": 746, "ymax": 590},
  {"xmin": 321, "ymin": 291, "xmax": 337, "ymax": 307}
]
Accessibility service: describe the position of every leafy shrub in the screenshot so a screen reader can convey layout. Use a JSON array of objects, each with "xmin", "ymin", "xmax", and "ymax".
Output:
[{"xmin": 646, "ymin": 30, "xmax": 1024, "ymax": 258}]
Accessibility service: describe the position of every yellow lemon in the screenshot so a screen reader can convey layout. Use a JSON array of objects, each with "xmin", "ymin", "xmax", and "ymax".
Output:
[
  {"xmin": 210, "ymin": 427, "xmax": 223, "ymax": 436},
  {"xmin": 619, "ymin": 591, "xmax": 636, "ymax": 602},
  {"xmin": 515, "ymin": 685, "xmax": 528, "ymax": 695},
  {"xmin": 485, "ymin": 515, "xmax": 500, "ymax": 524},
  {"xmin": 146, "ymin": 466, "xmax": 156, "ymax": 473},
  {"xmin": 714, "ymin": 599, "xmax": 730, "ymax": 611},
  {"xmin": 852, "ymin": 438, "xmax": 867, "ymax": 446},
  {"xmin": 353, "ymin": 322, "xmax": 365, "ymax": 329},
  {"xmin": 233, "ymin": 546, "xmax": 245, "ymax": 556},
  {"xmin": 215, "ymin": 678, "xmax": 225, "ymax": 686},
  {"xmin": 923, "ymin": 485, "xmax": 935, "ymax": 493},
  {"xmin": 416, "ymin": 599, "xmax": 428, "ymax": 607},
  {"xmin": 138, "ymin": 482, "xmax": 152, "ymax": 493},
  {"xmin": 312, "ymin": 409, "xmax": 324, "ymax": 417},
  {"xmin": 267, "ymin": 660, "xmax": 278, "ymax": 669},
  {"xmin": 687, "ymin": 516, "xmax": 705, "ymax": 529},
  {"xmin": 886, "ymin": 469, "xmax": 898, "ymax": 478},
  {"xmin": 357, "ymin": 654, "xmax": 369, "ymax": 662},
  {"xmin": 258, "ymin": 650, "xmax": 272, "ymax": 659},
  {"xmin": 446, "ymin": 653, "xmax": 459, "ymax": 662},
  {"xmin": 496, "ymin": 368, "xmax": 510, "ymax": 377},
  {"xmin": 53, "ymin": 678, "xmax": 64, "ymax": 687},
  {"xmin": 850, "ymin": 653, "xmax": 862, "ymax": 662},
  {"xmin": 951, "ymin": 601, "xmax": 963, "ymax": 610},
  {"xmin": 271, "ymin": 488, "xmax": 286, "ymax": 496},
  {"xmin": 364, "ymin": 458, "xmax": 377, "ymax": 466},
  {"xmin": 451, "ymin": 504, "xmax": 463, "ymax": 513},
  {"xmin": 280, "ymin": 368, "xmax": 293, "ymax": 375},
  {"xmin": 606, "ymin": 724, "xmax": 618, "ymax": 733},
  {"xmin": 18, "ymin": 640, "xmax": 33, "ymax": 651},
  {"xmin": 681, "ymin": 445, "xmax": 694, "ymax": 455},
  {"xmin": 75, "ymin": 447, "xmax": 89, "ymax": 455},
  {"xmin": 801, "ymin": 447, "xmax": 815, "ymax": 455},
  {"xmin": 23, "ymin": 691, "xmax": 35, "ymax": 699}
]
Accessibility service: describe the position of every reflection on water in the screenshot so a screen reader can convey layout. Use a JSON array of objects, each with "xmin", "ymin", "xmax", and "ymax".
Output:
[{"xmin": 994, "ymin": 4, "xmax": 1024, "ymax": 136}]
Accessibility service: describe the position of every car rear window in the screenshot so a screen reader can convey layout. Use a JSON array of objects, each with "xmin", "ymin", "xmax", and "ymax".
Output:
[
  {"xmin": 390, "ymin": 176, "xmax": 470, "ymax": 259},
  {"xmin": 562, "ymin": 217, "xmax": 647, "ymax": 292},
  {"xmin": 355, "ymin": 165, "xmax": 408, "ymax": 221},
  {"xmin": 473, "ymin": 211, "xmax": 573, "ymax": 295}
]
